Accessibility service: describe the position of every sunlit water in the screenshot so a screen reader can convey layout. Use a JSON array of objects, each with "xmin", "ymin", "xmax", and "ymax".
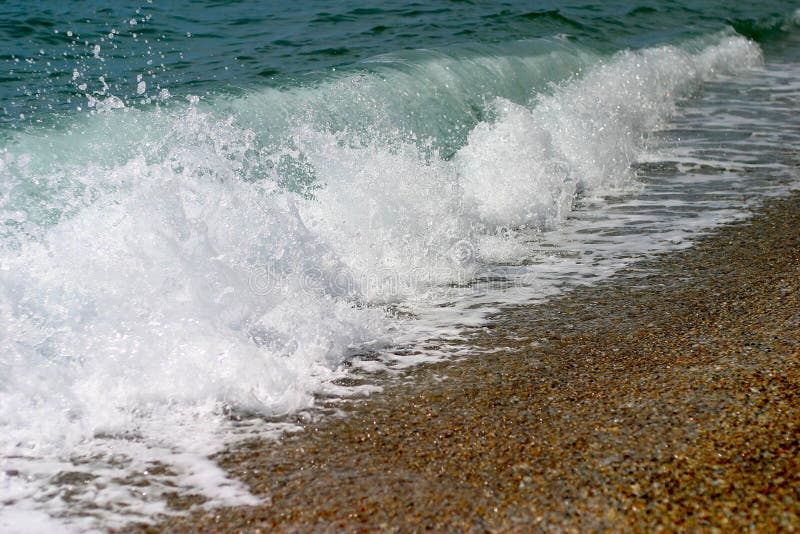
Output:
[{"xmin": 1, "ymin": 2, "xmax": 799, "ymax": 531}]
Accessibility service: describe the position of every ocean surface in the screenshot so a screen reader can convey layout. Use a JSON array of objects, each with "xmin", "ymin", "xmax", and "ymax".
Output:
[{"xmin": 1, "ymin": 1, "xmax": 799, "ymax": 530}]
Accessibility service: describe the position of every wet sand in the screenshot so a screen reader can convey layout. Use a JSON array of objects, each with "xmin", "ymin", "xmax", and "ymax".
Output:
[{"xmin": 144, "ymin": 192, "xmax": 800, "ymax": 532}]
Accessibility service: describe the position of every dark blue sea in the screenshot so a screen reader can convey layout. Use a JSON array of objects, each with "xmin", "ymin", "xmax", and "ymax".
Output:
[{"xmin": 1, "ymin": 1, "xmax": 798, "ymax": 530}]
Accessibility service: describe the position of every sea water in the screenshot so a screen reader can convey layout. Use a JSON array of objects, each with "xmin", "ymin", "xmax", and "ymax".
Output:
[{"xmin": 1, "ymin": 1, "xmax": 799, "ymax": 530}]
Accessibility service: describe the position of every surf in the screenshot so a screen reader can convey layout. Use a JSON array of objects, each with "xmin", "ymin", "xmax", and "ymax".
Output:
[{"xmin": 1, "ymin": 24, "xmax": 791, "ymax": 530}]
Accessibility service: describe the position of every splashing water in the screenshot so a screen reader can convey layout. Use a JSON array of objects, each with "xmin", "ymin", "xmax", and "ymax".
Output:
[{"xmin": 1, "ymin": 3, "xmax": 799, "ymax": 529}]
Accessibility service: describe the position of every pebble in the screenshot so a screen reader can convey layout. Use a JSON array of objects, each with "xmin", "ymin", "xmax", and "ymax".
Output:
[{"xmin": 137, "ymin": 193, "xmax": 800, "ymax": 533}]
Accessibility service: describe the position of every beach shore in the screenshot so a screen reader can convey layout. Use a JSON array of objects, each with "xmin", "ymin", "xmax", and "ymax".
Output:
[{"xmin": 144, "ymin": 192, "xmax": 800, "ymax": 532}]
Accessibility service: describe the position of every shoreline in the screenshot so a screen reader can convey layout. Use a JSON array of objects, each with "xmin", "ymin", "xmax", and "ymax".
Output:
[{"xmin": 143, "ymin": 192, "xmax": 799, "ymax": 532}]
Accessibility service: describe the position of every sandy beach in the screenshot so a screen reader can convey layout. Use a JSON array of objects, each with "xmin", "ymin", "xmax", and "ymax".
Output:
[
  {"xmin": 141, "ymin": 192, "xmax": 800, "ymax": 532},
  {"xmin": 5, "ymin": 3, "xmax": 800, "ymax": 531}
]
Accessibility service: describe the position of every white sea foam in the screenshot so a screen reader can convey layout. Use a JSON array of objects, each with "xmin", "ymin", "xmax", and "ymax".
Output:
[{"xmin": 0, "ymin": 34, "xmax": 779, "ymax": 530}]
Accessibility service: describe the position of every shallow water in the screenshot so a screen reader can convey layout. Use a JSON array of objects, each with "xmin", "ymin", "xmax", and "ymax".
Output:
[{"xmin": 1, "ymin": 2, "xmax": 799, "ymax": 531}]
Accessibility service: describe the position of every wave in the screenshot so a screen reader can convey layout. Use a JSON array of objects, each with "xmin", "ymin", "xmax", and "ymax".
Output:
[
  {"xmin": 729, "ymin": 9, "xmax": 800, "ymax": 43},
  {"xmin": 0, "ymin": 33, "xmax": 763, "ymax": 463}
]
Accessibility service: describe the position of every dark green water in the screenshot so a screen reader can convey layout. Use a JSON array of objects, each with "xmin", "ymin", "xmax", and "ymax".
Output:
[{"xmin": 2, "ymin": 1, "xmax": 798, "ymax": 128}]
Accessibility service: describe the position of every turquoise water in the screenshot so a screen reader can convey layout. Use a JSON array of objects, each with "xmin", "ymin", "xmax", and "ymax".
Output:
[
  {"xmin": 1, "ymin": 2, "xmax": 799, "ymax": 531},
  {"xmin": 2, "ymin": 1, "xmax": 798, "ymax": 128}
]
